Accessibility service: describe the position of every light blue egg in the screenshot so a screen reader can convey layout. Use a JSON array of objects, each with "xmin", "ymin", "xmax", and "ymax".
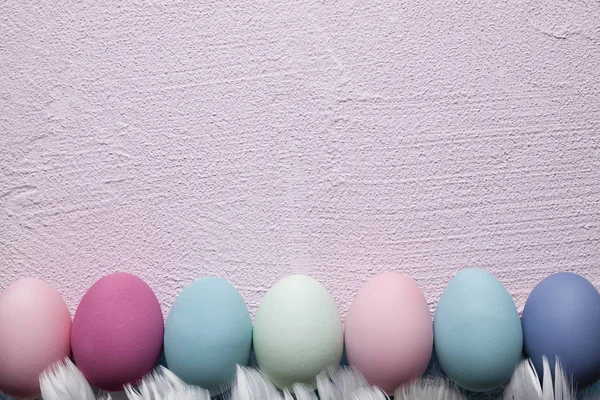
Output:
[
  {"xmin": 433, "ymin": 268, "xmax": 522, "ymax": 392},
  {"xmin": 164, "ymin": 276, "xmax": 252, "ymax": 395}
]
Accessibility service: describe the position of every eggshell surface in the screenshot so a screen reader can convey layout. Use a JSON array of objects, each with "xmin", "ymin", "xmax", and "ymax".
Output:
[
  {"xmin": 434, "ymin": 268, "xmax": 522, "ymax": 392},
  {"xmin": 71, "ymin": 272, "xmax": 164, "ymax": 391},
  {"xmin": 164, "ymin": 276, "xmax": 252, "ymax": 395},
  {"xmin": 522, "ymin": 272, "xmax": 600, "ymax": 388},
  {"xmin": 344, "ymin": 272, "xmax": 433, "ymax": 394},
  {"xmin": 253, "ymin": 275, "xmax": 343, "ymax": 390},
  {"xmin": 0, "ymin": 278, "xmax": 71, "ymax": 399}
]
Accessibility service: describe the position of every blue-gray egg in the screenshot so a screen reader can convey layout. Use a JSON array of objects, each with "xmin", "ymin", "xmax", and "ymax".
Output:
[
  {"xmin": 434, "ymin": 268, "xmax": 522, "ymax": 392},
  {"xmin": 164, "ymin": 277, "xmax": 252, "ymax": 395},
  {"xmin": 522, "ymin": 272, "xmax": 600, "ymax": 389}
]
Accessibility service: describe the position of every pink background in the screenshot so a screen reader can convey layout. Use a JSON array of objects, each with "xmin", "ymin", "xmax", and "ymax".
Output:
[{"xmin": 1, "ymin": 0, "xmax": 599, "ymax": 320}]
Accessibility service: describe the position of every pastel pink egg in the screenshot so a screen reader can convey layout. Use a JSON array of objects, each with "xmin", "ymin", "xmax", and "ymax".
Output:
[
  {"xmin": 0, "ymin": 278, "xmax": 72, "ymax": 399},
  {"xmin": 344, "ymin": 272, "xmax": 433, "ymax": 394},
  {"xmin": 71, "ymin": 272, "xmax": 164, "ymax": 391}
]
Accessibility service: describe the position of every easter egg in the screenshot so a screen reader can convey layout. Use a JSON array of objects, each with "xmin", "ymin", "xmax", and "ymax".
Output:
[
  {"xmin": 0, "ymin": 278, "xmax": 71, "ymax": 399},
  {"xmin": 434, "ymin": 268, "xmax": 522, "ymax": 392},
  {"xmin": 522, "ymin": 272, "xmax": 600, "ymax": 388},
  {"xmin": 71, "ymin": 272, "xmax": 164, "ymax": 391},
  {"xmin": 344, "ymin": 272, "xmax": 433, "ymax": 394},
  {"xmin": 253, "ymin": 275, "xmax": 343, "ymax": 390},
  {"xmin": 164, "ymin": 276, "xmax": 252, "ymax": 395}
]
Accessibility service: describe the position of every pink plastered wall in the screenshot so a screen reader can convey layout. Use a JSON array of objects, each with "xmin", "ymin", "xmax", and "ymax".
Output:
[{"xmin": 1, "ymin": 0, "xmax": 599, "ymax": 320}]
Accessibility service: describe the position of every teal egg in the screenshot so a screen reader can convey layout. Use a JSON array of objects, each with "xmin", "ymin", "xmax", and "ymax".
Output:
[
  {"xmin": 433, "ymin": 268, "xmax": 522, "ymax": 392},
  {"xmin": 164, "ymin": 277, "xmax": 252, "ymax": 395}
]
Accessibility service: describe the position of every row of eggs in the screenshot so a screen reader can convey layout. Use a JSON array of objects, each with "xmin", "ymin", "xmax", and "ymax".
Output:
[{"xmin": 0, "ymin": 269, "xmax": 599, "ymax": 399}]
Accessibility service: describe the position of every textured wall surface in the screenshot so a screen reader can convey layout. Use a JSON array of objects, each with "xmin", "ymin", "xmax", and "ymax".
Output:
[{"xmin": 1, "ymin": 0, "xmax": 599, "ymax": 321}]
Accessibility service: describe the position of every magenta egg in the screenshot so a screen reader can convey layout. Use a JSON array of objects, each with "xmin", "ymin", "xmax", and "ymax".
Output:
[
  {"xmin": 344, "ymin": 272, "xmax": 433, "ymax": 394},
  {"xmin": 71, "ymin": 272, "xmax": 164, "ymax": 391}
]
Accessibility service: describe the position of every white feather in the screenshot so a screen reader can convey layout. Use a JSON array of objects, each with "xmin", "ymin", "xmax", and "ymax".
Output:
[
  {"xmin": 38, "ymin": 360, "xmax": 594, "ymax": 400},
  {"xmin": 230, "ymin": 365, "xmax": 375, "ymax": 400},
  {"xmin": 291, "ymin": 383, "xmax": 318, "ymax": 400},
  {"xmin": 553, "ymin": 358, "xmax": 574, "ymax": 400},
  {"xmin": 395, "ymin": 376, "xmax": 466, "ymax": 400},
  {"xmin": 350, "ymin": 387, "xmax": 389, "ymax": 400},
  {"xmin": 326, "ymin": 367, "xmax": 370, "ymax": 399},
  {"xmin": 98, "ymin": 392, "xmax": 122, "ymax": 400},
  {"xmin": 316, "ymin": 371, "xmax": 341, "ymax": 400},
  {"xmin": 503, "ymin": 359, "xmax": 543, "ymax": 400},
  {"xmin": 230, "ymin": 365, "xmax": 283, "ymax": 400},
  {"xmin": 39, "ymin": 357, "xmax": 97, "ymax": 400},
  {"xmin": 282, "ymin": 389, "xmax": 294, "ymax": 400},
  {"xmin": 542, "ymin": 356, "xmax": 555, "ymax": 400},
  {"xmin": 503, "ymin": 357, "xmax": 575, "ymax": 400},
  {"xmin": 124, "ymin": 366, "xmax": 210, "ymax": 400}
]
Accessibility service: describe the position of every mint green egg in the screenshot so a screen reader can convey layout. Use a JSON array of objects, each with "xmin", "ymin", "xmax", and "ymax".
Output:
[
  {"xmin": 433, "ymin": 268, "xmax": 523, "ymax": 392},
  {"xmin": 253, "ymin": 275, "xmax": 344, "ymax": 390}
]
